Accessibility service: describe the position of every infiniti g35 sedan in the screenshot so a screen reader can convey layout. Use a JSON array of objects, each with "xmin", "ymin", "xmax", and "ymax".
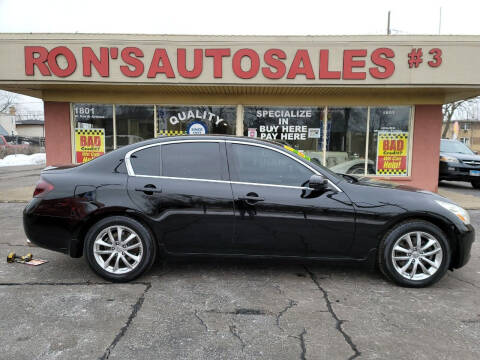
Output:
[{"xmin": 24, "ymin": 135, "xmax": 474, "ymax": 287}]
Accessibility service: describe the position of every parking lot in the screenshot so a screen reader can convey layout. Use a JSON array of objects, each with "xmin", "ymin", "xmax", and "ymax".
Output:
[{"xmin": 1, "ymin": 197, "xmax": 479, "ymax": 360}]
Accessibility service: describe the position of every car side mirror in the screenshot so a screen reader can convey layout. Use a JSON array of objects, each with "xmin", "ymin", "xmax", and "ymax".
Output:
[{"xmin": 308, "ymin": 174, "xmax": 328, "ymax": 190}]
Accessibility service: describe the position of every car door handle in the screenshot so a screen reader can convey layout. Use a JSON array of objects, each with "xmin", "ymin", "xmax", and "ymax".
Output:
[
  {"xmin": 135, "ymin": 186, "xmax": 162, "ymax": 193},
  {"xmin": 237, "ymin": 196, "xmax": 264, "ymax": 202}
]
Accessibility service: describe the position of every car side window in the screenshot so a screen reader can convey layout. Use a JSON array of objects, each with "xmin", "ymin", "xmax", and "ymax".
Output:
[
  {"xmin": 229, "ymin": 144, "xmax": 314, "ymax": 187},
  {"xmin": 130, "ymin": 146, "xmax": 160, "ymax": 176},
  {"xmin": 162, "ymin": 142, "xmax": 223, "ymax": 180}
]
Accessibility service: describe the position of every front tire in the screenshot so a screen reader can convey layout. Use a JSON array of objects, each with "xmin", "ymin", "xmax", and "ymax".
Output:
[
  {"xmin": 83, "ymin": 216, "xmax": 157, "ymax": 282},
  {"xmin": 471, "ymin": 180, "xmax": 480, "ymax": 189},
  {"xmin": 378, "ymin": 220, "xmax": 451, "ymax": 287}
]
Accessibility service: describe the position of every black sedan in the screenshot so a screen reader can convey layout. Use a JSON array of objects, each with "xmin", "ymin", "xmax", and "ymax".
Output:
[
  {"xmin": 439, "ymin": 139, "xmax": 480, "ymax": 188},
  {"xmin": 24, "ymin": 135, "xmax": 474, "ymax": 287}
]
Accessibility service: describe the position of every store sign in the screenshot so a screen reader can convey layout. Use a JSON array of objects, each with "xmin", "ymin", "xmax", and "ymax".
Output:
[
  {"xmin": 1, "ymin": 35, "xmax": 467, "ymax": 85},
  {"xmin": 157, "ymin": 105, "xmax": 236, "ymax": 136},
  {"xmin": 167, "ymin": 108, "xmax": 227, "ymax": 126},
  {"xmin": 75, "ymin": 128, "xmax": 105, "ymax": 163},
  {"xmin": 22, "ymin": 46, "xmax": 413, "ymax": 81},
  {"xmin": 244, "ymin": 106, "xmax": 322, "ymax": 152},
  {"xmin": 246, "ymin": 107, "xmax": 321, "ymax": 141},
  {"xmin": 376, "ymin": 131, "xmax": 408, "ymax": 176}
]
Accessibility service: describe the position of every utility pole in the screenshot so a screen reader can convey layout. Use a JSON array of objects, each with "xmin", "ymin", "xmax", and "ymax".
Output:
[
  {"xmin": 439, "ymin": 7, "xmax": 442, "ymax": 34},
  {"xmin": 387, "ymin": 11, "xmax": 391, "ymax": 35}
]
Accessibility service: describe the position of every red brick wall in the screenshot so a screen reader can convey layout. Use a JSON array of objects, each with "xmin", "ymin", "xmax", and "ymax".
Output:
[
  {"xmin": 44, "ymin": 101, "xmax": 71, "ymax": 166},
  {"xmin": 408, "ymin": 105, "xmax": 442, "ymax": 192}
]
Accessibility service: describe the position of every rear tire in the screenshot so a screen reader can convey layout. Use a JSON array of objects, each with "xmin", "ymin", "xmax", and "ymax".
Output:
[
  {"xmin": 471, "ymin": 180, "xmax": 480, "ymax": 189},
  {"xmin": 378, "ymin": 220, "xmax": 451, "ymax": 287},
  {"xmin": 83, "ymin": 216, "xmax": 157, "ymax": 282}
]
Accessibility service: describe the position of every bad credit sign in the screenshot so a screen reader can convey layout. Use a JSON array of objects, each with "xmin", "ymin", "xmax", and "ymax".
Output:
[
  {"xmin": 376, "ymin": 131, "xmax": 408, "ymax": 176},
  {"xmin": 75, "ymin": 128, "xmax": 105, "ymax": 163}
]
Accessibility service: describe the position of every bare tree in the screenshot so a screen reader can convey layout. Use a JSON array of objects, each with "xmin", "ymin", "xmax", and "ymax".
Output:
[
  {"xmin": 0, "ymin": 91, "xmax": 17, "ymax": 113},
  {"xmin": 442, "ymin": 97, "xmax": 479, "ymax": 138}
]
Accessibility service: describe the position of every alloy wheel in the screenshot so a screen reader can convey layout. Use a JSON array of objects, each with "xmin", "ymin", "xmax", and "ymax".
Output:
[
  {"xmin": 391, "ymin": 231, "xmax": 443, "ymax": 281},
  {"xmin": 93, "ymin": 225, "xmax": 144, "ymax": 274}
]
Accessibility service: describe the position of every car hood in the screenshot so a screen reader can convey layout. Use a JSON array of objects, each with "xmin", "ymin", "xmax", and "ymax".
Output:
[
  {"xmin": 440, "ymin": 151, "xmax": 480, "ymax": 161},
  {"xmin": 353, "ymin": 176, "xmax": 418, "ymax": 191},
  {"xmin": 344, "ymin": 176, "xmax": 450, "ymax": 206}
]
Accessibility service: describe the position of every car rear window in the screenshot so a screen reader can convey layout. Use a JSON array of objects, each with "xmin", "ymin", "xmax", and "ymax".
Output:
[
  {"xmin": 130, "ymin": 146, "xmax": 160, "ymax": 176},
  {"xmin": 161, "ymin": 142, "xmax": 223, "ymax": 180}
]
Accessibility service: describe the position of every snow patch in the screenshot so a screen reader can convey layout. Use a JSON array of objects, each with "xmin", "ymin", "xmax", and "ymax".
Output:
[{"xmin": 0, "ymin": 153, "xmax": 46, "ymax": 167}]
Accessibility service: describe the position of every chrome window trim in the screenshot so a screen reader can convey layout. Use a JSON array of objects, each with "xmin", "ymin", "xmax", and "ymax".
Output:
[
  {"xmin": 226, "ymin": 140, "xmax": 319, "ymax": 174},
  {"xmin": 226, "ymin": 140, "xmax": 342, "ymax": 192},
  {"xmin": 125, "ymin": 139, "xmax": 222, "ymax": 176},
  {"xmin": 125, "ymin": 138, "xmax": 342, "ymax": 192},
  {"xmin": 135, "ymin": 174, "xmax": 311, "ymax": 190}
]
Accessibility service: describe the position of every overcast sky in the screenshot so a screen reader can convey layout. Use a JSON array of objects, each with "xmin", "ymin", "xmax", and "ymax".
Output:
[{"xmin": 1, "ymin": 0, "xmax": 480, "ymax": 112}]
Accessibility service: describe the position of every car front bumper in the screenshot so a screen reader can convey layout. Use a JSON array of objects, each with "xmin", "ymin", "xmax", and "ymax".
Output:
[
  {"xmin": 452, "ymin": 224, "xmax": 475, "ymax": 269},
  {"xmin": 439, "ymin": 161, "xmax": 480, "ymax": 182}
]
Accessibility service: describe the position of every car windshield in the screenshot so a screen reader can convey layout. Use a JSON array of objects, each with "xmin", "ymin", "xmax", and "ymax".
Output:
[
  {"xmin": 440, "ymin": 140, "xmax": 474, "ymax": 155},
  {"xmin": 280, "ymin": 144, "xmax": 343, "ymax": 182}
]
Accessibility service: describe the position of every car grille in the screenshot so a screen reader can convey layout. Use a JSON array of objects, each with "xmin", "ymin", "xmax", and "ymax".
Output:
[{"xmin": 462, "ymin": 160, "xmax": 480, "ymax": 167}]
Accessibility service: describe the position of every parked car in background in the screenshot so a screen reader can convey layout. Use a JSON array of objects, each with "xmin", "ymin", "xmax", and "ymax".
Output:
[
  {"xmin": 24, "ymin": 135, "xmax": 474, "ymax": 287},
  {"xmin": 0, "ymin": 135, "xmax": 29, "ymax": 150},
  {"xmin": 439, "ymin": 139, "xmax": 480, "ymax": 189},
  {"xmin": 330, "ymin": 158, "xmax": 375, "ymax": 175}
]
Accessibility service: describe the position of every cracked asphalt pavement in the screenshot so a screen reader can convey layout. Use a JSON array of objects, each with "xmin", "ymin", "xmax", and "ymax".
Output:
[{"xmin": 1, "ymin": 202, "xmax": 479, "ymax": 359}]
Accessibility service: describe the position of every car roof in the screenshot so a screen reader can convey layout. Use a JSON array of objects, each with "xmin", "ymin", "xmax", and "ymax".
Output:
[
  {"xmin": 143, "ymin": 134, "xmax": 288, "ymax": 148},
  {"xmin": 79, "ymin": 135, "xmax": 289, "ymax": 171}
]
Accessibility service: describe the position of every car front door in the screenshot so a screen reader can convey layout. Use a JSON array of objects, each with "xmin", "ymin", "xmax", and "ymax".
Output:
[
  {"xmin": 226, "ymin": 142, "xmax": 355, "ymax": 258},
  {"xmin": 126, "ymin": 140, "xmax": 235, "ymax": 255}
]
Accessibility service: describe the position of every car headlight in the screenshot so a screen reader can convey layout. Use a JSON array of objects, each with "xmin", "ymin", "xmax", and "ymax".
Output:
[
  {"xmin": 435, "ymin": 200, "xmax": 470, "ymax": 224},
  {"xmin": 440, "ymin": 155, "xmax": 459, "ymax": 163}
]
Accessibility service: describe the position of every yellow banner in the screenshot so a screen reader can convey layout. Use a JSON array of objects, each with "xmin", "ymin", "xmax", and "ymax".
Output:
[
  {"xmin": 376, "ymin": 131, "xmax": 408, "ymax": 176},
  {"xmin": 75, "ymin": 128, "xmax": 105, "ymax": 163}
]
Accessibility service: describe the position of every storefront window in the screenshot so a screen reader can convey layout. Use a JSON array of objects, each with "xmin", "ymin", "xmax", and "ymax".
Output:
[
  {"xmin": 243, "ymin": 106, "xmax": 324, "ymax": 164},
  {"xmin": 326, "ymin": 107, "xmax": 368, "ymax": 174},
  {"xmin": 368, "ymin": 106, "xmax": 411, "ymax": 176},
  {"xmin": 71, "ymin": 102, "xmax": 412, "ymax": 176},
  {"xmin": 115, "ymin": 105, "xmax": 154, "ymax": 147},
  {"xmin": 73, "ymin": 103, "xmax": 113, "ymax": 152},
  {"xmin": 157, "ymin": 105, "xmax": 236, "ymax": 136}
]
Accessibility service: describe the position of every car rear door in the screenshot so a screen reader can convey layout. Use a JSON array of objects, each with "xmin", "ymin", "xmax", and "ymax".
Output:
[
  {"xmin": 226, "ymin": 141, "xmax": 355, "ymax": 257},
  {"xmin": 126, "ymin": 140, "xmax": 235, "ymax": 254}
]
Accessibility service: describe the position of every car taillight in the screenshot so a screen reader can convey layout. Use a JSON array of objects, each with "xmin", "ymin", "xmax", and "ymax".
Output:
[{"xmin": 33, "ymin": 179, "xmax": 54, "ymax": 198}]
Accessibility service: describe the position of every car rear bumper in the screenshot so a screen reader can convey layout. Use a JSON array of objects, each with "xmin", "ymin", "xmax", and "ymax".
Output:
[
  {"xmin": 452, "ymin": 224, "xmax": 475, "ymax": 269},
  {"xmin": 23, "ymin": 198, "xmax": 76, "ymax": 256},
  {"xmin": 439, "ymin": 161, "xmax": 480, "ymax": 182}
]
